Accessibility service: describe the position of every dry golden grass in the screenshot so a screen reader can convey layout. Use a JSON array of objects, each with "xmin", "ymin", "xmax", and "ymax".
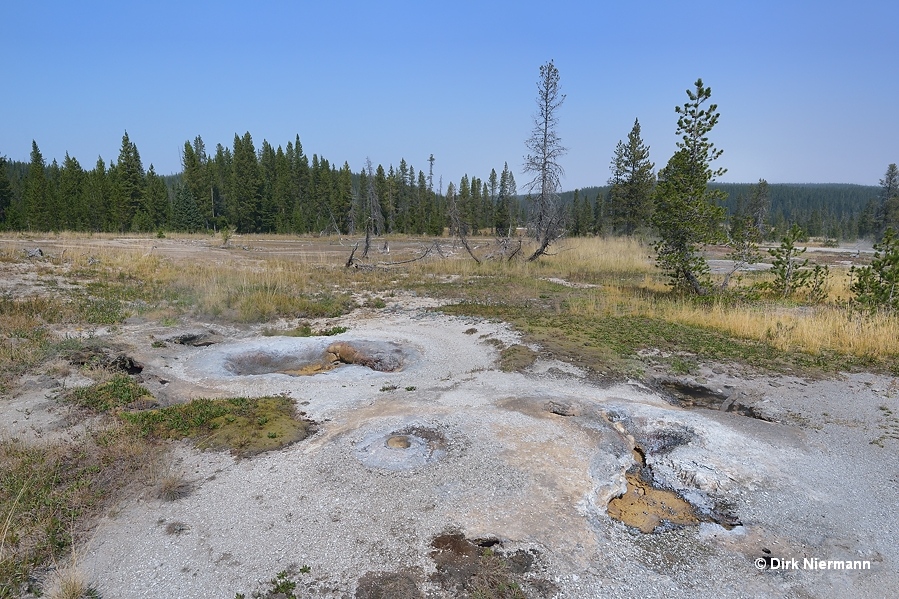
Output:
[
  {"xmin": 2, "ymin": 233, "xmax": 897, "ymax": 362},
  {"xmin": 156, "ymin": 471, "xmax": 193, "ymax": 502},
  {"xmin": 542, "ymin": 236, "xmax": 655, "ymax": 275},
  {"xmin": 568, "ymin": 282, "xmax": 899, "ymax": 360},
  {"xmin": 43, "ymin": 565, "xmax": 89, "ymax": 599}
]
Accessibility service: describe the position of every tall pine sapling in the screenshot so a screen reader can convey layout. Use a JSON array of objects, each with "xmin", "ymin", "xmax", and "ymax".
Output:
[
  {"xmin": 652, "ymin": 79, "xmax": 727, "ymax": 295},
  {"xmin": 762, "ymin": 224, "xmax": 829, "ymax": 301},
  {"xmin": 850, "ymin": 228, "xmax": 899, "ymax": 313}
]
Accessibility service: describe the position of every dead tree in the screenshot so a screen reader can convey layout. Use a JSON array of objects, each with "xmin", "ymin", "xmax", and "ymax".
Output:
[
  {"xmin": 523, "ymin": 60, "xmax": 567, "ymax": 261},
  {"xmin": 361, "ymin": 158, "xmax": 385, "ymax": 259}
]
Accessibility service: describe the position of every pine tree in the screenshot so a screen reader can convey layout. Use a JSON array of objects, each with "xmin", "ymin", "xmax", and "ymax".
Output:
[
  {"xmin": 570, "ymin": 189, "xmax": 584, "ymax": 236},
  {"xmin": 182, "ymin": 137, "xmax": 211, "ymax": 228},
  {"xmin": 877, "ymin": 163, "xmax": 899, "ymax": 239},
  {"xmin": 59, "ymin": 153, "xmax": 86, "ymax": 230},
  {"xmin": 457, "ymin": 175, "xmax": 471, "ymax": 236},
  {"xmin": 747, "ymin": 178, "xmax": 770, "ymax": 238},
  {"xmin": 172, "ymin": 184, "xmax": 203, "ymax": 232},
  {"xmin": 113, "ymin": 131, "xmax": 145, "ymax": 232},
  {"xmin": 333, "ymin": 162, "xmax": 353, "ymax": 234},
  {"xmin": 273, "ymin": 146, "xmax": 294, "ymax": 233},
  {"xmin": 374, "ymin": 164, "xmax": 391, "ymax": 233},
  {"xmin": 46, "ymin": 159, "xmax": 62, "ymax": 231},
  {"xmin": 416, "ymin": 170, "xmax": 431, "ymax": 235},
  {"xmin": 258, "ymin": 140, "xmax": 278, "ymax": 232},
  {"xmin": 229, "ymin": 132, "xmax": 261, "ymax": 232},
  {"xmin": 24, "ymin": 141, "xmax": 49, "ymax": 231},
  {"xmin": 144, "ymin": 165, "xmax": 170, "ymax": 229},
  {"xmin": 210, "ymin": 144, "xmax": 231, "ymax": 229},
  {"xmin": 84, "ymin": 157, "xmax": 111, "ymax": 232},
  {"xmin": 495, "ymin": 162, "xmax": 515, "ymax": 236},
  {"xmin": 608, "ymin": 118, "xmax": 655, "ymax": 235},
  {"xmin": 652, "ymin": 79, "xmax": 727, "ymax": 295},
  {"xmin": 0, "ymin": 156, "xmax": 12, "ymax": 227}
]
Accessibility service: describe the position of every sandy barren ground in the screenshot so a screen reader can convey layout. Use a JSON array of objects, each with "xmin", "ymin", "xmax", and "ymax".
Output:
[{"xmin": 2, "ymin": 236, "xmax": 898, "ymax": 598}]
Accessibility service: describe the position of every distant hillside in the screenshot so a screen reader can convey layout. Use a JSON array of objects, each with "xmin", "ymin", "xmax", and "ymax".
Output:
[{"xmin": 556, "ymin": 182, "xmax": 879, "ymax": 239}]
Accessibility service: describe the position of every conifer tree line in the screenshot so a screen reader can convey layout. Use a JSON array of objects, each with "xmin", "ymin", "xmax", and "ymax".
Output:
[
  {"xmin": 0, "ymin": 132, "xmax": 521, "ymax": 236},
  {"xmin": 0, "ymin": 133, "xmax": 894, "ymax": 241}
]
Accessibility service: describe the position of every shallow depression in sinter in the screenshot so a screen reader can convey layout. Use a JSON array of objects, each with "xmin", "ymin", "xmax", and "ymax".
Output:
[{"xmin": 354, "ymin": 427, "xmax": 448, "ymax": 471}]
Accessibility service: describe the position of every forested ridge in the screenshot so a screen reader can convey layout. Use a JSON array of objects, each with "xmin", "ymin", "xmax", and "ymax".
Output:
[
  {"xmin": 537, "ymin": 183, "xmax": 880, "ymax": 241},
  {"xmin": 0, "ymin": 132, "xmax": 887, "ymax": 240}
]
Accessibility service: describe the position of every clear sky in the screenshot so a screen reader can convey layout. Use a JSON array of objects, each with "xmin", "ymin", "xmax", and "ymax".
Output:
[{"xmin": 3, "ymin": 0, "xmax": 896, "ymax": 190}]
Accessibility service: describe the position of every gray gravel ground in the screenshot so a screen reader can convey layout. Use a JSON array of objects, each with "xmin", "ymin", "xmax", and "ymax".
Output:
[{"xmin": 5, "ymin": 296, "xmax": 898, "ymax": 598}]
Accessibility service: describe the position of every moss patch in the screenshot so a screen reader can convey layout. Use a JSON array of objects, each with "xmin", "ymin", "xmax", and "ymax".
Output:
[
  {"xmin": 121, "ymin": 396, "xmax": 315, "ymax": 457},
  {"xmin": 498, "ymin": 344, "xmax": 538, "ymax": 372}
]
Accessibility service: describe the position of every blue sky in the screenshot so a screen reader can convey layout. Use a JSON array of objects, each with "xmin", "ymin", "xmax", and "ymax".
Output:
[{"xmin": 3, "ymin": 1, "xmax": 897, "ymax": 190}]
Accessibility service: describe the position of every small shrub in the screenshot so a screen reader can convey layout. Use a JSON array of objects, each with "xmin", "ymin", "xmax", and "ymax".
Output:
[
  {"xmin": 235, "ymin": 568, "xmax": 305, "ymax": 599},
  {"xmin": 851, "ymin": 228, "xmax": 899, "ymax": 313},
  {"xmin": 156, "ymin": 473, "xmax": 193, "ymax": 501},
  {"xmin": 760, "ymin": 224, "xmax": 829, "ymax": 301},
  {"xmin": 364, "ymin": 296, "xmax": 387, "ymax": 309},
  {"xmin": 220, "ymin": 226, "xmax": 233, "ymax": 248}
]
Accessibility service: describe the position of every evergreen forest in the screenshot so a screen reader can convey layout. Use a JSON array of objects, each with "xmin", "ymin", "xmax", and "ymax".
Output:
[{"xmin": 0, "ymin": 132, "xmax": 892, "ymax": 242}]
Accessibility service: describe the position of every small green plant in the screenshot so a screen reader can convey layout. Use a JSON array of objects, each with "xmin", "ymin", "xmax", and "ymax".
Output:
[
  {"xmin": 67, "ymin": 375, "xmax": 153, "ymax": 412},
  {"xmin": 317, "ymin": 325, "xmax": 348, "ymax": 336},
  {"xmin": 365, "ymin": 296, "xmax": 387, "ymax": 309},
  {"xmin": 851, "ymin": 228, "xmax": 899, "ymax": 313},
  {"xmin": 220, "ymin": 226, "xmax": 233, "ymax": 248},
  {"xmin": 805, "ymin": 263, "xmax": 830, "ymax": 303},
  {"xmin": 760, "ymin": 224, "xmax": 829, "ymax": 301},
  {"xmin": 669, "ymin": 355, "xmax": 697, "ymax": 375},
  {"xmin": 721, "ymin": 212, "xmax": 762, "ymax": 290},
  {"xmin": 380, "ymin": 384, "xmax": 399, "ymax": 392},
  {"xmin": 405, "ymin": 386, "xmax": 417, "ymax": 391},
  {"xmin": 235, "ymin": 568, "xmax": 305, "ymax": 599}
]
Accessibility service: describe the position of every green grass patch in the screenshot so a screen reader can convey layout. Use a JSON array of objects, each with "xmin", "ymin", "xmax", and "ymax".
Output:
[
  {"xmin": 442, "ymin": 302, "xmax": 872, "ymax": 376},
  {"xmin": 66, "ymin": 375, "xmax": 153, "ymax": 412},
  {"xmin": 121, "ymin": 396, "xmax": 315, "ymax": 457},
  {"xmin": 233, "ymin": 290, "xmax": 356, "ymax": 323},
  {"xmin": 0, "ymin": 425, "xmax": 151, "ymax": 598},
  {"xmin": 262, "ymin": 322, "xmax": 348, "ymax": 337}
]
